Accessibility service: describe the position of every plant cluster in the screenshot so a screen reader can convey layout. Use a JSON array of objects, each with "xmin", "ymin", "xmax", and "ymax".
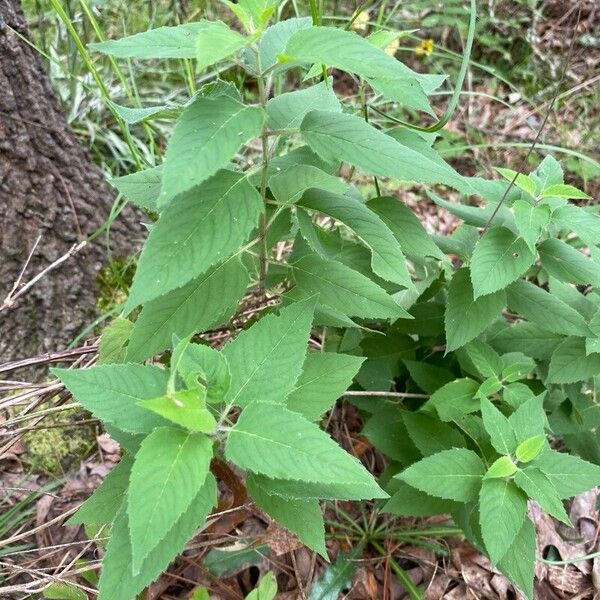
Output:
[{"xmin": 53, "ymin": 2, "xmax": 600, "ymax": 598}]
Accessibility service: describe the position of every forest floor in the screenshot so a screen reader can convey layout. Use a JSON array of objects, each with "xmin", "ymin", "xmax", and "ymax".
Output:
[{"xmin": 1, "ymin": 0, "xmax": 600, "ymax": 598}]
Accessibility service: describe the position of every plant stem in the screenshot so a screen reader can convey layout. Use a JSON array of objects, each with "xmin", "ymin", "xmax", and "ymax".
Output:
[
  {"xmin": 370, "ymin": 540, "xmax": 423, "ymax": 600},
  {"xmin": 256, "ymin": 60, "xmax": 270, "ymax": 291}
]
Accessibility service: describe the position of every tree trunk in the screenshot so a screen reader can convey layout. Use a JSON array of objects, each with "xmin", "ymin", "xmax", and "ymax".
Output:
[{"xmin": 0, "ymin": 0, "xmax": 141, "ymax": 376}]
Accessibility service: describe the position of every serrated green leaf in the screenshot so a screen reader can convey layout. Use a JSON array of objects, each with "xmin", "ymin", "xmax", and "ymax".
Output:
[
  {"xmin": 89, "ymin": 22, "xmax": 209, "ymax": 58},
  {"xmin": 384, "ymin": 481, "xmax": 460, "ymax": 516},
  {"xmin": 470, "ymin": 227, "xmax": 535, "ymax": 298},
  {"xmin": 127, "ymin": 256, "xmax": 249, "ymax": 362},
  {"xmin": 497, "ymin": 517, "xmax": 535, "ymax": 600},
  {"xmin": 399, "ymin": 448, "xmax": 485, "ymax": 501},
  {"xmin": 538, "ymin": 238, "xmax": 600, "ymax": 287},
  {"xmin": 532, "ymin": 449, "xmax": 600, "ymax": 498},
  {"xmin": 160, "ymin": 96, "xmax": 264, "ymax": 204},
  {"xmin": 269, "ymin": 164, "xmax": 347, "ymax": 203},
  {"xmin": 403, "ymin": 411, "xmax": 466, "ymax": 456},
  {"xmin": 508, "ymin": 394, "xmax": 546, "ymax": 442},
  {"xmin": 247, "ymin": 475, "xmax": 326, "ymax": 557},
  {"xmin": 66, "ymin": 456, "xmax": 132, "ymax": 526},
  {"xmin": 195, "ymin": 20, "xmax": 246, "ymax": 71},
  {"xmin": 138, "ymin": 389, "xmax": 216, "ymax": 433},
  {"xmin": 465, "ymin": 339, "xmax": 503, "ymax": 378},
  {"xmin": 285, "ymin": 351, "xmax": 364, "ymax": 421},
  {"xmin": 445, "ymin": 268, "xmax": 505, "ymax": 352},
  {"xmin": 540, "ymin": 183, "xmax": 591, "ymax": 200},
  {"xmin": 515, "ymin": 435, "xmax": 545, "ymax": 463},
  {"xmin": 548, "ymin": 337, "xmax": 600, "ymax": 383},
  {"xmin": 226, "ymin": 402, "xmax": 385, "ymax": 498},
  {"xmin": 308, "ymin": 546, "xmax": 361, "ymax": 600},
  {"xmin": 178, "ymin": 344, "xmax": 231, "ymax": 403},
  {"xmin": 298, "ymin": 190, "xmax": 412, "ymax": 286},
  {"xmin": 500, "ymin": 351, "xmax": 536, "ymax": 382},
  {"xmin": 286, "ymin": 27, "xmax": 441, "ymax": 112},
  {"xmin": 552, "ymin": 204, "xmax": 600, "ymax": 247},
  {"xmin": 108, "ymin": 101, "xmax": 179, "ymax": 125},
  {"xmin": 291, "ymin": 254, "xmax": 411, "ymax": 320},
  {"xmin": 489, "ymin": 322, "xmax": 564, "ymax": 360},
  {"xmin": 514, "ymin": 467, "xmax": 570, "ymax": 525},
  {"xmin": 259, "ymin": 17, "xmax": 312, "ymax": 68},
  {"xmin": 109, "ymin": 166, "xmax": 162, "ymax": 212},
  {"xmin": 126, "ymin": 171, "xmax": 261, "ymax": 310},
  {"xmin": 43, "ymin": 582, "xmax": 87, "ymax": 600},
  {"xmin": 97, "ymin": 474, "xmax": 216, "ymax": 600},
  {"xmin": 128, "ymin": 428, "xmax": 213, "ymax": 572},
  {"xmin": 53, "ymin": 365, "xmax": 169, "ymax": 434},
  {"xmin": 266, "ymin": 79, "xmax": 341, "ymax": 130},
  {"xmin": 98, "ymin": 318, "xmax": 133, "ymax": 365},
  {"xmin": 480, "ymin": 398, "xmax": 517, "ymax": 455},
  {"xmin": 485, "ymin": 456, "xmax": 517, "ymax": 479},
  {"xmin": 366, "ymin": 196, "xmax": 445, "ymax": 260},
  {"xmin": 506, "ymin": 279, "xmax": 591, "ymax": 338},
  {"xmin": 403, "ymin": 360, "xmax": 455, "ymax": 394},
  {"xmin": 300, "ymin": 111, "xmax": 467, "ymax": 189},
  {"xmin": 222, "ymin": 297, "xmax": 315, "ymax": 407},
  {"xmin": 512, "ymin": 199, "xmax": 550, "ymax": 250},
  {"xmin": 424, "ymin": 378, "xmax": 480, "ymax": 421},
  {"xmin": 479, "ymin": 479, "xmax": 527, "ymax": 564},
  {"xmin": 496, "ymin": 168, "xmax": 537, "ymax": 196}
]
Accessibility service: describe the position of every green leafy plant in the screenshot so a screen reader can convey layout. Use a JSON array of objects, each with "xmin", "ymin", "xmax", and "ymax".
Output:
[{"xmin": 51, "ymin": 2, "xmax": 600, "ymax": 598}]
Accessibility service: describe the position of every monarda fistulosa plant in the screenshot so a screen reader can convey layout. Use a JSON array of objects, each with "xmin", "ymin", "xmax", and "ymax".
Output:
[{"xmin": 54, "ymin": 2, "xmax": 600, "ymax": 598}]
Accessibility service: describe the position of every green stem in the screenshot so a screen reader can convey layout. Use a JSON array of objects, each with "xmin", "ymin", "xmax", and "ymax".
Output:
[
  {"xmin": 370, "ymin": 540, "xmax": 423, "ymax": 600},
  {"xmin": 256, "ymin": 59, "xmax": 270, "ymax": 291}
]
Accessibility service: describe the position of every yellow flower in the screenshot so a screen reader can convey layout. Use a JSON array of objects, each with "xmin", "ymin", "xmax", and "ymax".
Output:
[
  {"xmin": 352, "ymin": 10, "xmax": 370, "ymax": 31},
  {"xmin": 415, "ymin": 38, "xmax": 434, "ymax": 58}
]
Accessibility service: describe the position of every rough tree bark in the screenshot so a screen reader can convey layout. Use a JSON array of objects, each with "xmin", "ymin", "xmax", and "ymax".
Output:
[{"xmin": 0, "ymin": 0, "xmax": 142, "ymax": 375}]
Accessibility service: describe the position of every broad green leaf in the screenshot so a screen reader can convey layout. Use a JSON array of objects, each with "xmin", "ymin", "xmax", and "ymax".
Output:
[
  {"xmin": 480, "ymin": 398, "xmax": 517, "ymax": 455},
  {"xmin": 128, "ymin": 428, "xmax": 213, "ymax": 572},
  {"xmin": 367, "ymin": 196, "xmax": 445, "ymax": 260},
  {"xmin": 497, "ymin": 517, "xmax": 535, "ymax": 600},
  {"xmin": 540, "ymin": 183, "xmax": 591, "ymax": 200},
  {"xmin": 266, "ymin": 79, "xmax": 341, "ymax": 130},
  {"xmin": 515, "ymin": 435, "xmax": 545, "ymax": 463},
  {"xmin": 226, "ymin": 402, "xmax": 385, "ymax": 498},
  {"xmin": 537, "ymin": 155, "xmax": 563, "ymax": 187},
  {"xmin": 403, "ymin": 360, "xmax": 455, "ymax": 394},
  {"xmin": 98, "ymin": 317, "xmax": 133, "ymax": 365},
  {"xmin": 43, "ymin": 583, "xmax": 87, "ymax": 600},
  {"xmin": 424, "ymin": 378, "xmax": 480, "ymax": 421},
  {"xmin": 298, "ymin": 190, "xmax": 412, "ymax": 286},
  {"xmin": 160, "ymin": 96, "xmax": 264, "ymax": 204},
  {"xmin": 53, "ymin": 365, "xmax": 169, "ymax": 434},
  {"xmin": 109, "ymin": 165, "xmax": 162, "ymax": 212},
  {"xmin": 501, "ymin": 352, "xmax": 536, "ymax": 382},
  {"xmin": 512, "ymin": 199, "xmax": 550, "ymax": 250},
  {"xmin": 479, "ymin": 479, "xmax": 527, "ymax": 564},
  {"xmin": 485, "ymin": 456, "xmax": 517, "ymax": 479},
  {"xmin": 285, "ymin": 351, "xmax": 365, "ymax": 420},
  {"xmin": 89, "ymin": 22, "xmax": 208, "ymax": 59},
  {"xmin": 552, "ymin": 204, "xmax": 600, "ymax": 247},
  {"xmin": 178, "ymin": 344, "xmax": 231, "ymax": 403},
  {"xmin": 269, "ymin": 165, "xmax": 347, "ymax": 203},
  {"xmin": 506, "ymin": 279, "xmax": 591, "ymax": 337},
  {"xmin": 465, "ymin": 340, "xmax": 503, "ymax": 378},
  {"xmin": 509, "ymin": 395, "xmax": 546, "ymax": 442},
  {"xmin": 126, "ymin": 171, "xmax": 261, "ymax": 310},
  {"xmin": 496, "ymin": 168, "xmax": 536, "ymax": 197},
  {"xmin": 247, "ymin": 475, "xmax": 326, "ymax": 557},
  {"xmin": 195, "ymin": 21, "xmax": 246, "ymax": 71},
  {"xmin": 259, "ymin": 17, "xmax": 312, "ymax": 69},
  {"xmin": 399, "ymin": 448, "xmax": 485, "ymax": 502},
  {"xmin": 384, "ymin": 481, "xmax": 460, "ymax": 516},
  {"xmin": 489, "ymin": 322, "xmax": 564, "ymax": 360},
  {"xmin": 308, "ymin": 546, "xmax": 361, "ymax": 600},
  {"xmin": 291, "ymin": 254, "xmax": 411, "ymax": 320},
  {"xmin": 514, "ymin": 467, "xmax": 570, "ymax": 525},
  {"xmin": 97, "ymin": 474, "xmax": 216, "ymax": 600},
  {"xmin": 402, "ymin": 411, "xmax": 466, "ymax": 456},
  {"xmin": 300, "ymin": 111, "xmax": 467, "ymax": 190},
  {"xmin": 245, "ymin": 572, "xmax": 278, "ymax": 600},
  {"xmin": 127, "ymin": 256, "xmax": 249, "ymax": 362},
  {"xmin": 286, "ymin": 27, "xmax": 441, "ymax": 112},
  {"xmin": 248, "ymin": 473, "xmax": 385, "ymax": 501},
  {"xmin": 470, "ymin": 227, "xmax": 535, "ymax": 298},
  {"xmin": 445, "ymin": 268, "xmax": 505, "ymax": 352},
  {"xmin": 586, "ymin": 337, "xmax": 600, "ymax": 355},
  {"xmin": 222, "ymin": 297, "xmax": 315, "ymax": 407},
  {"xmin": 138, "ymin": 389, "xmax": 216, "ymax": 433},
  {"xmin": 532, "ymin": 449, "xmax": 600, "ymax": 498},
  {"xmin": 66, "ymin": 456, "xmax": 132, "ymax": 526},
  {"xmin": 203, "ymin": 543, "xmax": 267, "ymax": 577},
  {"xmin": 548, "ymin": 337, "xmax": 600, "ymax": 383},
  {"xmin": 539, "ymin": 238, "xmax": 600, "ymax": 287}
]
